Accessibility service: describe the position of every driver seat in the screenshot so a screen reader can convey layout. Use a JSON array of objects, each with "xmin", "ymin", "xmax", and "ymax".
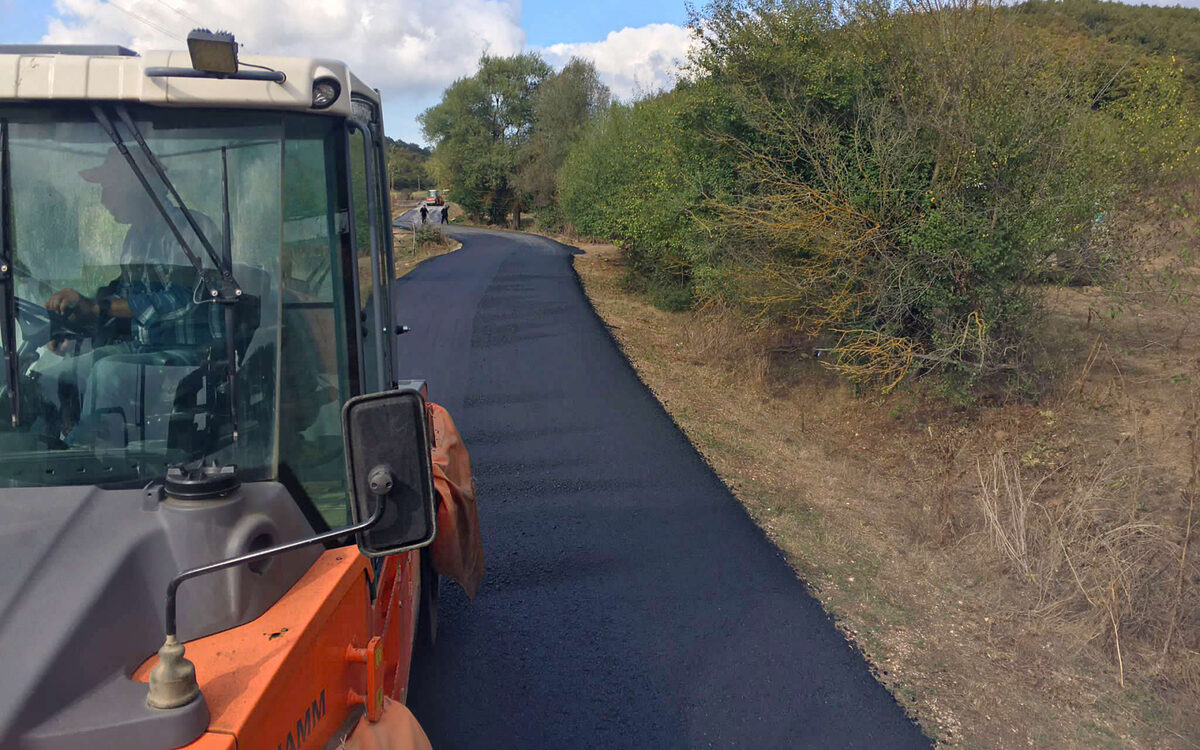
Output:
[{"xmin": 82, "ymin": 264, "xmax": 268, "ymax": 458}]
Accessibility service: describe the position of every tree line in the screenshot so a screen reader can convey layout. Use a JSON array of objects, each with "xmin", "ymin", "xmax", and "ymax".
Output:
[
  {"xmin": 385, "ymin": 137, "xmax": 431, "ymax": 193},
  {"xmin": 421, "ymin": 0, "xmax": 1200, "ymax": 397},
  {"xmin": 420, "ymin": 54, "xmax": 609, "ymax": 226}
]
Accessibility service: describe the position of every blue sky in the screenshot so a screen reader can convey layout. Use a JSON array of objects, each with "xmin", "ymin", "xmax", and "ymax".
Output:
[
  {"xmin": 0, "ymin": 0, "xmax": 52, "ymax": 43},
  {"xmin": 1, "ymin": 0, "xmax": 695, "ymax": 143},
  {"xmin": 1, "ymin": 0, "xmax": 692, "ymax": 45},
  {"xmin": 520, "ymin": 0, "xmax": 689, "ymax": 45}
]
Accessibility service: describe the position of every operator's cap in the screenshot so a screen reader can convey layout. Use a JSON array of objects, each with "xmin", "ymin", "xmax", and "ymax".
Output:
[{"xmin": 78, "ymin": 147, "xmax": 128, "ymax": 183}]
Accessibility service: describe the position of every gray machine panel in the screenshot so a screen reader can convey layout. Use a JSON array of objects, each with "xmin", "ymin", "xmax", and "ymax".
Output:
[{"xmin": 0, "ymin": 482, "xmax": 322, "ymax": 749}]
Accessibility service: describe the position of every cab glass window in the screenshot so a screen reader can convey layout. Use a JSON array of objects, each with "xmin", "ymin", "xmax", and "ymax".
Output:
[
  {"xmin": 348, "ymin": 123, "xmax": 386, "ymax": 394},
  {"xmin": 0, "ymin": 106, "xmax": 284, "ymax": 486},
  {"xmin": 0, "ymin": 106, "xmax": 357, "ymax": 536},
  {"xmin": 279, "ymin": 115, "xmax": 354, "ymax": 527}
]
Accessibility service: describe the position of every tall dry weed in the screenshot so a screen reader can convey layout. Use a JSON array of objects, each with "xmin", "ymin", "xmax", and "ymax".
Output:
[
  {"xmin": 975, "ymin": 438, "xmax": 1200, "ymax": 694},
  {"xmin": 680, "ymin": 306, "xmax": 772, "ymax": 390}
]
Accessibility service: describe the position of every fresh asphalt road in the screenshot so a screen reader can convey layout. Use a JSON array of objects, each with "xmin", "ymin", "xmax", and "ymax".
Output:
[
  {"xmin": 393, "ymin": 222, "xmax": 930, "ymax": 749},
  {"xmin": 398, "ymin": 204, "xmax": 446, "ymax": 228}
]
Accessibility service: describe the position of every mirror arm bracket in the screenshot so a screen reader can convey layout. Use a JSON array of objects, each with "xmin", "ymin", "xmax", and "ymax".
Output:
[{"xmin": 162, "ymin": 495, "xmax": 386, "ymax": 638}]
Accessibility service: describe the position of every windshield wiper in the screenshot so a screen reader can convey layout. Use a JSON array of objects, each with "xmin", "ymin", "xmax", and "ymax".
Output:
[
  {"xmin": 219, "ymin": 146, "xmax": 240, "ymax": 440},
  {"xmin": 89, "ymin": 104, "xmax": 242, "ymax": 302},
  {"xmin": 90, "ymin": 105, "xmax": 245, "ymax": 442},
  {"xmin": 91, "ymin": 106, "xmax": 248, "ymax": 444},
  {"xmin": 0, "ymin": 120, "xmax": 20, "ymax": 427}
]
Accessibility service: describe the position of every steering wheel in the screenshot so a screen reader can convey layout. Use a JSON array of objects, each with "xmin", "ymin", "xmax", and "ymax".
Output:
[{"xmin": 12, "ymin": 296, "xmax": 93, "ymax": 352}]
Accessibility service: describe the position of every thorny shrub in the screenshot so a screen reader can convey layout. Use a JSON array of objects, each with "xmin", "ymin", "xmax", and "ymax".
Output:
[
  {"xmin": 414, "ymin": 224, "xmax": 448, "ymax": 244},
  {"xmin": 561, "ymin": 0, "xmax": 1199, "ymax": 397}
]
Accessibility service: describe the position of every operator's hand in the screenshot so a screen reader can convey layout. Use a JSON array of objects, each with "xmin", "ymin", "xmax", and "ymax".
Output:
[
  {"xmin": 45, "ymin": 289, "xmax": 99, "ymax": 354},
  {"xmin": 45, "ymin": 289, "xmax": 99, "ymax": 322}
]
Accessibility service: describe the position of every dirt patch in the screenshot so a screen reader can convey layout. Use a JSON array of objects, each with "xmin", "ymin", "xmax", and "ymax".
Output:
[
  {"xmin": 389, "ymin": 198, "xmax": 463, "ymax": 277},
  {"xmin": 392, "ymin": 227, "xmax": 461, "ymax": 278},
  {"xmin": 569, "ymin": 230, "xmax": 1200, "ymax": 748}
]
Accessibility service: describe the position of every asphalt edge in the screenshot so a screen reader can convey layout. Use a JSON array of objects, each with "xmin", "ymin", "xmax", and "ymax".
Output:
[
  {"xmin": 403, "ymin": 223, "xmax": 933, "ymax": 745},
  {"xmin": 546, "ymin": 233, "xmax": 934, "ymax": 746}
]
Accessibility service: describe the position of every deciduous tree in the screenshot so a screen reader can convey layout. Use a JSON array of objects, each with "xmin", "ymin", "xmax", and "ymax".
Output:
[
  {"xmin": 518, "ymin": 58, "xmax": 610, "ymax": 229},
  {"xmin": 420, "ymin": 54, "xmax": 552, "ymax": 225}
]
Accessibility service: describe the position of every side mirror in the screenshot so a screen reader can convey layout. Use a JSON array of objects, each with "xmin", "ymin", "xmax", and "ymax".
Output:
[
  {"xmin": 342, "ymin": 382, "xmax": 437, "ymax": 556},
  {"xmin": 149, "ymin": 384, "xmax": 437, "ymax": 711}
]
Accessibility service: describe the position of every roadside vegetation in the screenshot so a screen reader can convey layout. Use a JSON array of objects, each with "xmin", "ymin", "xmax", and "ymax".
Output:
[
  {"xmin": 565, "ymin": 0, "xmax": 1197, "ymax": 397},
  {"xmin": 419, "ymin": 54, "xmax": 610, "ymax": 228},
  {"xmin": 389, "ymin": 194, "xmax": 462, "ymax": 277},
  {"xmin": 391, "ymin": 224, "xmax": 460, "ymax": 278},
  {"xmin": 421, "ymin": 0, "xmax": 1200, "ymax": 744},
  {"xmin": 385, "ymin": 137, "xmax": 431, "ymax": 195}
]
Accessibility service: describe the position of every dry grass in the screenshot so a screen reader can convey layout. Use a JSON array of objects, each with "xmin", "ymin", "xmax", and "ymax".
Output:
[
  {"xmin": 569, "ymin": 205, "xmax": 1200, "ymax": 748},
  {"xmin": 392, "ymin": 226, "xmax": 459, "ymax": 278},
  {"xmin": 354, "ymin": 222, "xmax": 461, "ymax": 293},
  {"xmin": 973, "ymin": 444, "xmax": 1199, "ymax": 696},
  {"xmin": 390, "ymin": 199, "xmax": 464, "ymax": 278}
]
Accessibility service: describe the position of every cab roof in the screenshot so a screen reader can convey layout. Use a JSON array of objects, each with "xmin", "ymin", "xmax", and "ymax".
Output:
[{"xmin": 0, "ymin": 45, "xmax": 379, "ymax": 120}]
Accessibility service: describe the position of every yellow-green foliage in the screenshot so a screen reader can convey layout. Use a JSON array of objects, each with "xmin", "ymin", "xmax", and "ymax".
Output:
[
  {"xmin": 559, "ymin": 0, "xmax": 1200, "ymax": 395},
  {"xmin": 1017, "ymin": 0, "xmax": 1200, "ymax": 72},
  {"xmin": 558, "ymin": 88, "xmax": 735, "ymax": 309},
  {"xmin": 1104, "ymin": 54, "xmax": 1200, "ymax": 178}
]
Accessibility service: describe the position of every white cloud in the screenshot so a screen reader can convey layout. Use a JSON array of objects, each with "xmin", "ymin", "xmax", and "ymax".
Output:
[
  {"xmin": 39, "ymin": 4, "xmax": 694, "ymax": 139},
  {"xmin": 42, "ymin": 0, "xmax": 526, "ymax": 141},
  {"xmin": 540, "ymin": 23, "xmax": 695, "ymax": 101}
]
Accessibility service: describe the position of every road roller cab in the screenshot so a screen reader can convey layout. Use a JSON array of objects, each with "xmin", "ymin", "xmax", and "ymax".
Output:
[{"xmin": 0, "ymin": 34, "xmax": 479, "ymax": 750}]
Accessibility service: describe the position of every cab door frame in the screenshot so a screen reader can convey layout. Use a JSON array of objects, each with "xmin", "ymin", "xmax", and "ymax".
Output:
[{"xmin": 344, "ymin": 115, "xmax": 393, "ymax": 395}]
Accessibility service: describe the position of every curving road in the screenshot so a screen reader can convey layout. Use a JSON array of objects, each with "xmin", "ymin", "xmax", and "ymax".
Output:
[{"xmin": 393, "ymin": 224, "xmax": 930, "ymax": 749}]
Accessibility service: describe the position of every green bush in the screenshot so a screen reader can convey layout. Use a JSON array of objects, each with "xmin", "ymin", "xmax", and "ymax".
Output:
[
  {"xmin": 414, "ymin": 225, "xmax": 449, "ymax": 248},
  {"xmin": 560, "ymin": 0, "xmax": 1198, "ymax": 395},
  {"xmin": 558, "ymin": 86, "xmax": 735, "ymax": 302}
]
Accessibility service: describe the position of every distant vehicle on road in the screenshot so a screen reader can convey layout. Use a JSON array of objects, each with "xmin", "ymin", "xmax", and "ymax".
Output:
[{"xmin": 426, "ymin": 189, "xmax": 444, "ymax": 206}]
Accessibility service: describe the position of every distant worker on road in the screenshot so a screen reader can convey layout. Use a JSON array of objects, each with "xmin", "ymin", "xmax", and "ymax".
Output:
[
  {"xmin": 440, "ymin": 205, "xmax": 449, "ymax": 225},
  {"xmin": 419, "ymin": 204, "xmax": 428, "ymax": 224}
]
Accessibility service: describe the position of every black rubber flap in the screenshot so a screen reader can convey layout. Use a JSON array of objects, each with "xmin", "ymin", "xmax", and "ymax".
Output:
[{"xmin": 343, "ymin": 389, "xmax": 435, "ymax": 556}]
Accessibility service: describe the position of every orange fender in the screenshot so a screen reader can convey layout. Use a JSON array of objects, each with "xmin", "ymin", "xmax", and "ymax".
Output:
[
  {"xmin": 341, "ymin": 698, "xmax": 433, "ymax": 750},
  {"xmin": 428, "ymin": 402, "xmax": 485, "ymax": 598}
]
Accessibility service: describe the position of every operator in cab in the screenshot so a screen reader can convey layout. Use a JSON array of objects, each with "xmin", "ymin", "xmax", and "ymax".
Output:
[{"xmin": 38, "ymin": 147, "xmax": 222, "ymax": 445}]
